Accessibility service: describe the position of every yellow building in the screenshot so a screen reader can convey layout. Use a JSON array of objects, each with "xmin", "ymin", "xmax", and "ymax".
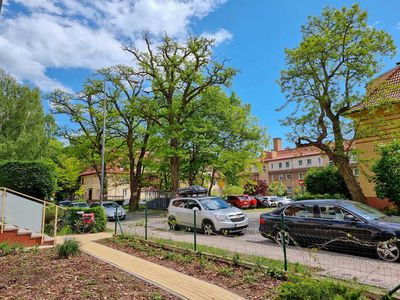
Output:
[{"xmin": 347, "ymin": 62, "xmax": 400, "ymax": 209}]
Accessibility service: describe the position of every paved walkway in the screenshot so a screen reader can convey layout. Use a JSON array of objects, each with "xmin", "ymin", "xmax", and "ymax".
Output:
[{"xmin": 56, "ymin": 233, "xmax": 243, "ymax": 300}]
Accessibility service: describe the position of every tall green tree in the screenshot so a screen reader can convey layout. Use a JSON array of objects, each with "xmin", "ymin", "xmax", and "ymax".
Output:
[
  {"xmin": 372, "ymin": 140, "xmax": 400, "ymax": 207},
  {"xmin": 278, "ymin": 4, "xmax": 396, "ymax": 203},
  {"xmin": 0, "ymin": 70, "xmax": 53, "ymax": 161},
  {"xmin": 123, "ymin": 34, "xmax": 237, "ymax": 197},
  {"xmin": 305, "ymin": 166, "xmax": 350, "ymax": 197}
]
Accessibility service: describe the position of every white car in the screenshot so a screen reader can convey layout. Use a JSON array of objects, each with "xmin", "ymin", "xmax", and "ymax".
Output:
[
  {"xmin": 167, "ymin": 196, "xmax": 248, "ymax": 235},
  {"xmin": 262, "ymin": 196, "xmax": 278, "ymax": 207},
  {"xmin": 90, "ymin": 201, "xmax": 127, "ymax": 220},
  {"xmin": 276, "ymin": 196, "xmax": 293, "ymax": 207}
]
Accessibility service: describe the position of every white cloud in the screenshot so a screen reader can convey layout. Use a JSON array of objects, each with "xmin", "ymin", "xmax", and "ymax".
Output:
[
  {"xmin": 201, "ymin": 28, "xmax": 233, "ymax": 45},
  {"xmin": 0, "ymin": 0, "xmax": 230, "ymax": 92},
  {"xmin": 397, "ymin": 22, "xmax": 400, "ymax": 30}
]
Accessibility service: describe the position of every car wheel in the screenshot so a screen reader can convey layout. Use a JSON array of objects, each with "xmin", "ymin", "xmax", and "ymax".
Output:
[
  {"xmin": 278, "ymin": 203, "xmax": 283, "ymax": 207},
  {"xmin": 167, "ymin": 216, "xmax": 178, "ymax": 230},
  {"xmin": 275, "ymin": 229, "xmax": 290, "ymax": 246},
  {"xmin": 376, "ymin": 241, "xmax": 400, "ymax": 262},
  {"xmin": 202, "ymin": 221, "xmax": 216, "ymax": 235}
]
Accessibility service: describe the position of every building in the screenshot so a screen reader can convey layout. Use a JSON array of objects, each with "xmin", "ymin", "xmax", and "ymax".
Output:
[
  {"xmin": 347, "ymin": 62, "xmax": 400, "ymax": 209},
  {"xmin": 80, "ymin": 167, "xmax": 130, "ymax": 202},
  {"xmin": 260, "ymin": 138, "xmax": 330, "ymax": 195}
]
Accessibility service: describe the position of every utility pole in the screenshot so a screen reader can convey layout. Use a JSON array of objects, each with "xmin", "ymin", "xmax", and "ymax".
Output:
[
  {"xmin": 100, "ymin": 79, "xmax": 106, "ymax": 205},
  {"xmin": 0, "ymin": 0, "xmax": 3, "ymax": 13}
]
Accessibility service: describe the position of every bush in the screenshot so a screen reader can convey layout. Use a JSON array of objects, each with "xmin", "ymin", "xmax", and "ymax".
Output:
[
  {"xmin": 57, "ymin": 238, "xmax": 80, "ymax": 258},
  {"xmin": 305, "ymin": 166, "xmax": 350, "ymax": 198},
  {"xmin": 294, "ymin": 192, "xmax": 346, "ymax": 201},
  {"xmin": 277, "ymin": 277, "xmax": 365, "ymax": 300},
  {"xmin": 62, "ymin": 206, "xmax": 107, "ymax": 233},
  {"xmin": 0, "ymin": 242, "xmax": 24, "ymax": 257},
  {"xmin": 0, "ymin": 161, "xmax": 56, "ymax": 199},
  {"xmin": 222, "ymin": 185, "xmax": 243, "ymax": 196}
]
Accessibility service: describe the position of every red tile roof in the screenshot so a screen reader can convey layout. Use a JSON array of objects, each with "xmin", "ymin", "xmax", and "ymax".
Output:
[
  {"xmin": 262, "ymin": 146, "xmax": 324, "ymax": 162},
  {"xmin": 80, "ymin": 166, "xmax": 128, "ymax": 177},
  {"xmin": 350, "ymin": 63, "xmax": 400, "ymax": 112}
]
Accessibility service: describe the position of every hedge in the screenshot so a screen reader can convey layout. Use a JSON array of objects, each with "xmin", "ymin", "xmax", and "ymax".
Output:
[
  {"xmin": 294, "ymin": 193, "xmax": 346, "ymax": 201},
  {"xmin": 0, "ymin": 161, "xmax": 56, "ymax": 199},
  {"xmin": 62, "ymin": 207, "xmax": 107, "ymax": 233}
]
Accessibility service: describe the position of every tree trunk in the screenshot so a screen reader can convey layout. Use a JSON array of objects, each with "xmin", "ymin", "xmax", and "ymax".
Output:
[
  {"xmin": 208, "ymin": 167, "xmax": 216, "ymax": 196},
  {"xmin": 170, "ymin": 138, "xmax": 180, "ymax": 198},
  {"xmin": 128, "ymin": 159, "xmax": 139, "ymax": 211},
  {"xmin": 334, "ymin": 156, "xmax": 367, "ymax": 203}
]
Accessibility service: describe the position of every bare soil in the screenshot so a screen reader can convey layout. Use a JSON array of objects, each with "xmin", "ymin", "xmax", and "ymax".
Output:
[
  {"xmin": 0, "ymin": 248, "xmax": 178, "ymax": 300},
  {"xmin": 99, "ymin": 236, "xmax": 282, "ymax": 300}
]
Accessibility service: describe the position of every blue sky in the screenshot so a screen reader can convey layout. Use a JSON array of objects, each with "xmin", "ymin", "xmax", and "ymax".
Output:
[{"xmin": 1, "ymin": 0, "xmax": 399, "ymax": 147}]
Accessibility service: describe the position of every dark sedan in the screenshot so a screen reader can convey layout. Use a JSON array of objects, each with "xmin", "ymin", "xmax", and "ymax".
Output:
[{"xmin": 259, "ymin": 199, "xmax": 400, "ymax": 262}]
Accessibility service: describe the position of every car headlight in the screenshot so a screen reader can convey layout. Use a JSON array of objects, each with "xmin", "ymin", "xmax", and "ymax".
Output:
[{"xmin": 216, "ymin": 215, "xmax": 230, "ymax": 222}]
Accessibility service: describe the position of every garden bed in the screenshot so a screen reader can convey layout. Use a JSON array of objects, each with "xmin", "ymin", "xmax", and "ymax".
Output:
[
  {"xmin": 0, "ymin": 247, "xmax": 177, "ymax": 300},
  {"xmin": 99, "ymin": 235, "xmax": 283, "ymax": 299}
]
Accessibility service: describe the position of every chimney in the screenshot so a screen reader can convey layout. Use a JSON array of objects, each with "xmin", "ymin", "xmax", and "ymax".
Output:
[{"xmin": 273, "ymin": 138, "xmax": 282, "ymax": 151}]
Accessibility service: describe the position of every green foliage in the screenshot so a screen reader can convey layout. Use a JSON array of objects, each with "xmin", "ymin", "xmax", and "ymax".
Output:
[
  {"xmin": 277, "ymin": 4, "xmax": 396, "ymax": 203},
  {"xmin": 0, "ymin": 70, "xmax": 53, "ymax": 161},
  {"xmin": 0, "ymin": 161, "xmax": 56, "ymax": 199},
  {"xmin": 372, "ymin": 140, "xmax": 400, "ymax": 206},
  {"xmin": 268, "ymin": 181, "xmax": 287, "ymax": 196},
  {"xmin": 264, "ymin": 267, "xmax": 286, "ymax": 280},
  {"xmin": 305, "ymin": 166, "xmax": 350, "ymax": 197},
  {"xmin": 222, "ymin": 185, "xmax": 243, "ymax": 196},
  {"xmin": 232, "ymin": 252, "xmax": 240, "ymax": 266},
  {"xmin": 0, "ymin": 242, "xmax": 24, "ymax": 256},
  {"xmin": 57, "ymin": 239, "xmax": 81, "ymax": 259},
  {"xmin": 63, "ymin": 207, "xmax": 107, "ymax": 232},
  {"xmin": 295, "ymin": 192, "xmax": 346, "ymax": 201},
  {"xmin": 277, "ymin": 277, "xmax": 365, "ymax": 300}
]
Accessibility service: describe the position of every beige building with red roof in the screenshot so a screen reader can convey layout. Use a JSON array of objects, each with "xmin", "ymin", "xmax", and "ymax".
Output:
[{"xmin": 347, "ymin": 62, "xmax": 400, "ymax": 209}]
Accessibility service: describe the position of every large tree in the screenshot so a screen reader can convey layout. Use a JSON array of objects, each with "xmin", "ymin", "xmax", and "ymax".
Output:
[
  {"xmin": 123, "ymin": 34, "xmax": 237, "ymax": 197},
  {"xmin": 0, "ymin": 70, "xmax": 53, "ymax": 161},
  {"xmin": 278, "ymin": 4, "xmax": 396, "ymax": 203}
]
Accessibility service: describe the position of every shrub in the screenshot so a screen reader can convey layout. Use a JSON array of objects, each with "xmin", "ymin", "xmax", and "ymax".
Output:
[
  {"xmin": 277, "ymin": 277, "xmax": 365, "ymax": 300},
  {"xmin": 305, "ymin": 166, "xmax": 350, "ymax": 198},
  {"xmin": 62, "ymin": 206, "xmax": 107, "ymax": 233},
  {"xmin": 0, "ymin": 242, "xmax": 24, "ymax": 256},
  {"xmin": 57, "ymin": 239, "xmax": 80, "ymax": 258},
  {"xmin": 294, "ymin": 192, "xmax": 346, "ymax": 201},
  {"xmin": 0, "ymin": 161, "xmax": 56, "ymax": 199},
  {"xmin": 222, "ymin": 185, "xmax": 243, "ymax": 196}
]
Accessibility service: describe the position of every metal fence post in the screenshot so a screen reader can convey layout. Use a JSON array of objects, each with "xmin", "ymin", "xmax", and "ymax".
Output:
[
  {"xmin": 193, "ymin": 208, "xmax": 197, "ymax": 252},
  {"xmin": 280, "ymin": 213, "xmax": 288, "ymax": 271},
  {"xmin": 114, "ymin": 206, "xmax": 118, "ymax": 235},
  {"xmin": 145, "ymin": 197, "xmax": 148, "ymax": 240},
  {"xmin": 54, "ymin": 206, "xmax": 58, "ymax": 238}
]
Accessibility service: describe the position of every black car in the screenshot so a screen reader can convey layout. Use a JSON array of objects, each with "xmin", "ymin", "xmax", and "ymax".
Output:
[
  {"xmin": 259, "ymin": 199, "xmax": 400, "ymax": 262},
  {"xmin": 58, "ymin": 200, "xmax": 73, "ymax": 207}
]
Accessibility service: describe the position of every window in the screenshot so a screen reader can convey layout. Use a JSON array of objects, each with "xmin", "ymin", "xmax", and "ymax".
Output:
[
  {"xmin": 285, "ymin": 161, "xmax": 290, "ymax": 168},
  {"xmin": 284, "ymin": 205, "xmax": 320, "ymax": 218},
  {"xmin": 286, "ymin": 174, "xmax": 291, "ymax": 180},
  {"xmin": 187, "ymin": 199, "xmax": 201, "ymax": 210},
  {"xmin": 271, "ymin": 163, "xmax": 274, "ymax": 170},
  {"xmin": 81, "ymin": 177, "xmax": 84, "ymax": 185},
  {"xmin": 287, "ymin": 187, "xmax": 292, "ymax": 194},
  {"xmin": 298, "ymin": 160, "xmax": 303, "ymax": 166},
  {"xmin": 278, "ymin": 174, "xmax": 283, "ymax": 181},
  {"xmin": 319, "ymin": 205, "xmax": 347, "ymax": 221},
  {"xmin": 278, "ymin": 162, "xmax": 282, "ymax": 169},
  {"xmin": 172, "ymin": 199, "xmax": 187, "ymax": 208},
  {"xmin": 298, "ymin": 173, "xmax": 303, "ymax": 179},
  {"xmin": 353, "ymin": 168, "xmax": 360, "ymax": 177},
  {"xmin": 271, "ymin": 175, "xmax": 274, "ymax": 181},
  {"xmin": 307, "ymin": 159, "xmax": 312, "ymax": 165},
  {"xmin": 262, "ymin": 165, "xmax": 267, "ymax": 173},
  {"xmin": 318, "ymin": 157, "xmax": 321, "ymax": 165}
]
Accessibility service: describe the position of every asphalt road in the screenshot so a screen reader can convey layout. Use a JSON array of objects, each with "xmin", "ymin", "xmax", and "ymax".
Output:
[{"xmin": 108, "ymin": 208, "xmax": 400, "ymax": 290}]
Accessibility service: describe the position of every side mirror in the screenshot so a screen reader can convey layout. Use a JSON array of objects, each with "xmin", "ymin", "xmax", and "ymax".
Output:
[
  {"xmin": 344, "ymin": 214, "xmax": 357, "ymax": 222},
  {"xmin": 193, "ymin": 207, "xmax": 199, "ymax": 211}
]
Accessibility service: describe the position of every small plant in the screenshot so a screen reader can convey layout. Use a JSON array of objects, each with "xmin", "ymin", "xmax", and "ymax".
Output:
[
  {"xmin": 164, "ymin": 251, "xmax": 176, "ymax": 261},
  {"xmin": 198, "ymin": 255, "xmax": 210, "ymax": 269},
  {"xmin": 57, "ymin": 238, "xmax": 80, "ymax": 259},
  {"xmin": 151, "ymin": 292, "xmax": 163, "ymax": 300},
  {"xmin": 264, "ymin": 267, "xmax": 286, "ymax": 280},
  {"xmin": 232, "ymin": 252, "xmax": 240, "ymax": 266},
  {"xmin": 0, "ymin": 242, "xmax": 24, "ymax": 256},
  {"xmin": 244, "ymin": 270, "xmax": 257, "ymax": 284},
  {"xmin": 217, "ymin": 266, "xmax": 235, "ymax": 277},
  {"xmin": 177, "ymin": 253, "xmax": 193, "ymax": 264}
]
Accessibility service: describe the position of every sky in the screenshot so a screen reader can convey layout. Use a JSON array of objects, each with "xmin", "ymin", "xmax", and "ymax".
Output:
[{"xmin": 1, "ymin": 0, "xmax": 400, "ymax": 148}]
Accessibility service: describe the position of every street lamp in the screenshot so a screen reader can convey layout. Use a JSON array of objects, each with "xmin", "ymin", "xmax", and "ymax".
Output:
[{"xmin": 100, "ymin": 80, "xmax": 106, "ymax": 205}]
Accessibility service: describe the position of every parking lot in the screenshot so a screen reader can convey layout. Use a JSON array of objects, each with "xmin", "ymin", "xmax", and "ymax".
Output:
[{"xmin": 108, "ymin": 208, "xmax": 400, "ymax": 290}]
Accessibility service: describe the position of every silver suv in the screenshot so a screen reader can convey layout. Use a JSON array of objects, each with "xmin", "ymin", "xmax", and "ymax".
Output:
[{"xmin": 167, "ymin": 196, "xmax": 248, "ymax": 235}]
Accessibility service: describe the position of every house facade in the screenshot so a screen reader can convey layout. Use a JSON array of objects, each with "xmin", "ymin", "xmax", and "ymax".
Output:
[{"xmin": 347, "ymin": 62, "xmax": 400, "ymax": 209}]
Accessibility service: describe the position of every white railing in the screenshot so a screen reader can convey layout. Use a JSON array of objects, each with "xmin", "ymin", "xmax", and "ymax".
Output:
[{"xmin": 0, "ymin": 187, "xmax": 63, "ymax": 243}]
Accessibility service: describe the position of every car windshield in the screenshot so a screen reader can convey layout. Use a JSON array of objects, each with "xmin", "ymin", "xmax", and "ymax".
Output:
[
  {"xmin": 103, "ymin": 203, "xmax": 118, "ymax": 208},
  {"xmin": 200, "ymin": 198, "xmax": 230, "ymax": 210},
  {"xmin": 74, "ymin": 203, "xmax": 87, "ymax": 207},
  {"xmin": 349, "ymin": 202, "xmax": 387, "ymax": 220}
]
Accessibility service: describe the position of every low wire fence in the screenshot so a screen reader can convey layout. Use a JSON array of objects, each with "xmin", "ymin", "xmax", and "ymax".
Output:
[{"xmin": 112, "ymin": 199, "xmax": 400, "ymax": 294}]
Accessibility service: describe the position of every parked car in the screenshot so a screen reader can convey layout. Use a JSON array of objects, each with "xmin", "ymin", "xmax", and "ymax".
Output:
[
  {"xmin": 72, "ymin": 202, "xmax": 89, "ymax": 208},
  {"xmin": 262, "ymin": 196, "xmax": 278, "ymax": 207},
  {"xmin": 167, "ymin": 196, "xmax": 248, "ymax": 235},
  {"xmin": 90, "ymin": 201, "xmax": 127, "ymax": 220},
  {"xmin": 254, "ymin": 196, "xmax": 267, "ymax": 208},
  {"xmin": 58, "ymin": 200, "xmax": 73, "ymax": 207},
  {"xmin": 243, "ymin": 195, "xmax": 257, "ymax": 208},
  {"xmin": 276, "ymin": 197, "xmax": 292, "ymax": 207},
  {"xmin": 259, "ymin": 199, "xmax": 400, "ymax": 262},
  {"xmin": 226, "ymin": 195, "xmax": 251, "ymax": 209}
]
